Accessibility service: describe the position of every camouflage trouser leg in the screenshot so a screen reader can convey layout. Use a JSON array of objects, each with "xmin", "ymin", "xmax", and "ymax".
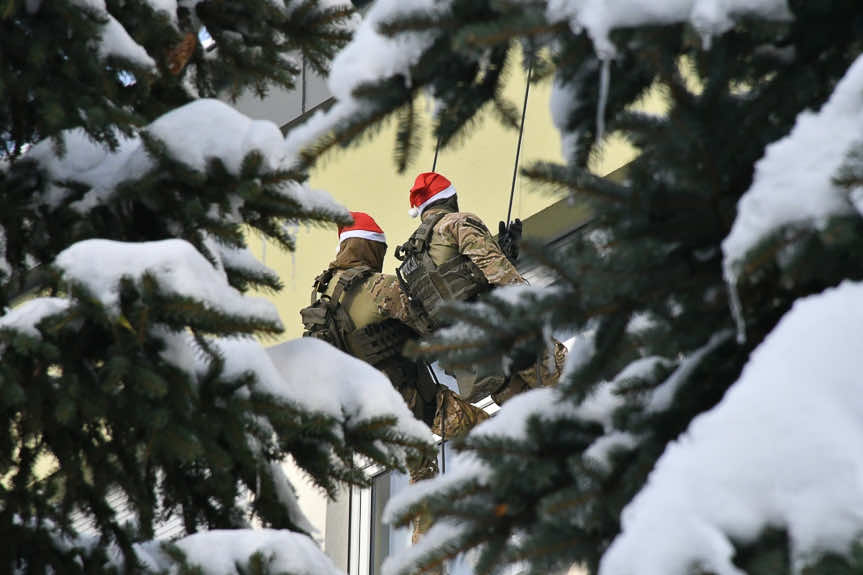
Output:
[
  {"xmin": 408, "ymin": 385, "xmax": 489, "ymax": 483},
  {"xmin": 492, "ymin": 340, "xmax": 568, "ymax": 405},
  {"xmin": 408, "ymin": 449, "xmax": 439, "ymax": 483},
  {"xmin": 409, "ymin": 491, "xmax": 435, "ymax": 546},
  {"xmin": 432, "ymin": 387, "xmax": 490, "ymax": 439},
  {"xmin": 406, "ymin": 433, "xmax": 439, "ymax": 546},
  {"xmin": 450, "ymin": 366, "xmax": 507, "ymax": 403},
  {"xmin": 406, "ymin": 387, "xmax": 489, "ymax": 483},
  {"xmin": 381, "ymin": 358, "xmax": 438, "ymax": 427},
  {"xmin": 407, "ymin": 387, "xmax": 489, "ymax": 551},
  {"xmin": 410, "ymin": 503, "xmax": 444, "ymax": 574},
  {"xmin": 407, "ymin": 490, "xmax": 444, "ymax": 574}
]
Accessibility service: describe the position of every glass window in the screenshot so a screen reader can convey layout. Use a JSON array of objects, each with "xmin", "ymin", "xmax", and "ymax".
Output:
[
  {"xmin": 228, "ymin": 55, "xmax": 332, "ymax": 129},
  {"xmin": 371, "ymin": 470, "xmax": 412, "ymax": 574}
]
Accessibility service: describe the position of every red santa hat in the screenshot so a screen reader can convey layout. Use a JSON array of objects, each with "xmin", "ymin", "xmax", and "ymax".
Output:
[
  {"xmin": 338, "ymin": 211, "xmax": 387, "ymax": 246},
  {"xmin": 408, "ymin": 172, "xmax": 457, "ymax": 218}
]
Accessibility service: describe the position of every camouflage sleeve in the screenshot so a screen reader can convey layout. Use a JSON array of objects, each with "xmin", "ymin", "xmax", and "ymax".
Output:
[
  {"xmin": 367, "ymin": 274, "xmax": 422, "ymax": 329},
  {"xmin": 448, "ymin": 214, "xmax": 527, "ymax": 286}
]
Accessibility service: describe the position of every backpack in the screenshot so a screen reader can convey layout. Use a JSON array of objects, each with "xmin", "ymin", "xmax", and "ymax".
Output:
[{"xmin": 300, "ymin": 267, "xmax": 415, "ymax": 366}]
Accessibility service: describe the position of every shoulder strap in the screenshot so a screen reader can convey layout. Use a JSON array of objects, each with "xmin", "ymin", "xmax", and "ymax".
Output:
[
  {"xmin": 400, "ymin": 211, "xmax": 447, "ymax": 256},
  {"xmin": 394, "ymin": 212, "xmax": 448, "ymax": 262},
  {"xmin": 310, "ymin": 268, "xmax": 335, "ymax": 304},
  {"xmin": 331, "ymin": 266, "xmax": 374, "ymax": 303},
  {"xmin": 416, "ymin": 212, "xmax": 447, "ymax": 246}
]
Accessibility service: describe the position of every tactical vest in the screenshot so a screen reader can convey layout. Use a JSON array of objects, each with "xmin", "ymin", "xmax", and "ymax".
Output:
[
  {"xmin": 395, "ymin": 212, "xmax": 489, "ymax": 329},
  {"xmin": 300, "ymin": 267, "xmax": 414, "ymax": 367}
]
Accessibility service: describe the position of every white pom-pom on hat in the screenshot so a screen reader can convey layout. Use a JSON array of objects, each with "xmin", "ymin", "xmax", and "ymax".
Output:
[{"xmin": 408, "ymin": 207, "xmax": 420, "ymax": 218}]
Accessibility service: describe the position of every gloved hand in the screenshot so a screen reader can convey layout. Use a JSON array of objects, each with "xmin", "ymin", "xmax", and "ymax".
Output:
[{"xmin": 497, "ymin": 218, "xmax": 523, "ymax": 263}]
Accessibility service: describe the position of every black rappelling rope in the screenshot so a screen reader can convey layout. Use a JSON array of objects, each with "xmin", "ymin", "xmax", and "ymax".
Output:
[
  {"xmin": 440, "ymin": 390, "xmax": 446, "ymax": 475},
  {"xmin": 507, "ymin": 59, "xmax": 533, "ymax": 227},
  {"xmin": 428, "ymin": 133, "xmax": 446, "ymax": 474},
  {"xmin": 425, "ymin": 60, "xmax": 534, "ymax": 476}
]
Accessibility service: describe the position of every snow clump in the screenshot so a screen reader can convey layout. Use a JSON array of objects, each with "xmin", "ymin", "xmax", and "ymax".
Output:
[
  {"xmin": 285, "ymin": 0, "xmax": 453, "ymax": 159},
  {"xmin": 25, "ymin": 99, "xmax": 338, "ymax": 217},
  {"xmin": 722, "ymin": 53, "xmax": 863, "ymax": 278},
  {"xmin": 69, "ymin": 0, "xmax": 156, "ymax": 68},
  {"xmin": 601, "ymin": 280, "xmax": 863, "ymax": 575},
  {"xmin": 266, "ymin": 337, "xmax": 434, "ymax": 445},
  {"xmin": 0, "ymin": 298, "xmax": 71, "ymax": 339},
  {"xmin": 134, "ymin": 529, "xmax": 342, "ymax": 574},
  {"xmin": 55, "ymin": 238, "xmax": 281, "ymax": 327},
  {"xmin": 545, "ymin": 0, "xmax": 791, "ymax": 56}
]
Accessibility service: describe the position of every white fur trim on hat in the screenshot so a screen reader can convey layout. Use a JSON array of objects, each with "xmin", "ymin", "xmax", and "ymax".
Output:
[
  {"xmin": 338, "ymin": 229, "xmax": 387, "ymax": 245},
  {"xmin": 409, "ymin": 185, "xmax": 457, "ymax": 218}
]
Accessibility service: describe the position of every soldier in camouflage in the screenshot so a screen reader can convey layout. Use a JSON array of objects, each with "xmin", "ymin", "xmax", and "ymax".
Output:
[
  {"xmin": 300, "ymin": 212, "xmax": 488, "ymax": 482},
  {"xmin": 396, "ymin": 172, "xmax": 568, "ymax": 405}
]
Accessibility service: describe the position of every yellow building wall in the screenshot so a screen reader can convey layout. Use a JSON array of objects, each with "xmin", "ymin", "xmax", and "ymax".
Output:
[{"xmin": 254, "ymin": 61, "xmax": 646, "ymax": 340}]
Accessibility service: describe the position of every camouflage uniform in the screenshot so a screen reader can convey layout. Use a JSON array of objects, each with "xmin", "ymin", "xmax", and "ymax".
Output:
[
  {"xmin": 306, "ymin": 220, "xmax": 492, "ymax": 552},
  {"xmin": 305, "ymin": 240, "xmax": 489, "ymax": 463},
  {"xmin": 413, "ymin": 204, "xmax": 568, "ymax": 404},
  {"xmin": 367, "ymin": 270, "xmax": 492, "ymax": 549},
  {"xmin": 314, "ymin": 267, "xmax": 437, "ymax": 428},
  {"xmin": 367, "ymin": 274, "xmax": 414, "ymax": 324},
  {"xmin": 405, "ymin": 384, "xmax": 489, "ymax": 549},
  {"xmin": 423, "ymin": 206, "xmax": 526, "ymax": 286},
  {"xmin": 366, "ymin": 268, "xmax": 490, "ymax": 425}
]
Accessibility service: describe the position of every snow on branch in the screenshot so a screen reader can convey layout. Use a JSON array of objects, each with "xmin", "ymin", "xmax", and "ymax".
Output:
[
  {"xmin": 265, "ymin": 460, "xmax": 316, "ymax": 536},
  {"xmin": 276, "ymin": 180, "xmax": 347, "ymax": 219},
  {"xmin": 285, "ymin": 0, "xmax": 452, "ymax": 159},
  {"xmin": 383, "ymin": 327, "xmax": 749, "ymax": 573},
  {"xmin": 381, "ymin": 388, "xmax": 582, "ymax": 563},
  {"xmin": 133, "ymin": 528, "xmax": 344, "ymax": 574},
  {"xmin": 265, "ymin": 338, "xmax": 434, "ymax": 446},
  {"xmin": 27, "ymin": 128, "xmax": 147, "ymax": 210},
  {"xmin": 25, "ymin": 99, "xmax": 345, "ymax": 220},
  {"xmin": 149, "ymin": 332, "xmax": 434, "ymax": 498},
  {"xmin": 381, "ymin": 353, "xmax": 672, "ymax": 520},
  {"xmin": 70, "ymin": 0, "xmax": 156, "ymax": 69},
  {"xmin": 0, "ymin": 226, "xmax": 10, "ymax": 279},
  {"xmin": 214, "ymin": 243, "xmax": 281, "ymax": 284},
  {"xmin": 544, "ymin": 0, "xmax": 791, "ymax": 56},
  {"xmin": 55, "ymin": 238, "xmax": 281, "ymax": 328},
  {"xmin": 722, "ymin": 53, "xmax": 863, "ymax": 279},
  {"xmin": 190, "ymin": 336, "xmax": 435, "ymax": 483},
  {"xmin": 144, "ymin": 0, "xmax": 180, "ymax": 23},
  {"xmin": 0, "ymin": 298, "xmax": 71, "ymax": 339},
  {"xmin": 646, "ymin": 330, "xmax": 733, "ymax": 413},
  {"xmin": 382, "ymin": 519, "xmax": 471, "ymax": 575},
  {"xmin": 472, "ymin": 387, "xmax": 583, "ymax": 442},
  {"xmin": 146, "ymin": 99, "xmax": 289, "ymax": 174},
  {"xmin": 601, "ymin": 280, "xmax": 863, "ymax": 575}
]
